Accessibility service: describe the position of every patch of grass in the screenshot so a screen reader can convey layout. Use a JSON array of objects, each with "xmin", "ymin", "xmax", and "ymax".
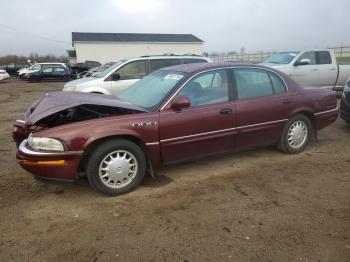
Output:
[{"xmin": 336, "ymin": 57, "xmax": 350, "ymax": 63}]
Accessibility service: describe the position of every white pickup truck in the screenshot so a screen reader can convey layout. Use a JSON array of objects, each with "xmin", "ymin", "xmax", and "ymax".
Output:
[{"xmin": 260, "ymin": 49, "xmax": 350, "ymax": 91}]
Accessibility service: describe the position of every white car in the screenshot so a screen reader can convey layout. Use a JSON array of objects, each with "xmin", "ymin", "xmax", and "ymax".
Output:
[
  {"xmin": 260, "ymin": 49, "xmax": 350, "ymax": 91},
  {"xmin": 18, "ymin": 63, "xmax": 67, "ymax": 79},
  {"xmin": 0, "ymin": 69, "xmax": 10, "ymax": 81},
  {"xmin": 63, "ymin": 55, "xmax": 211, "ymax": 96}
]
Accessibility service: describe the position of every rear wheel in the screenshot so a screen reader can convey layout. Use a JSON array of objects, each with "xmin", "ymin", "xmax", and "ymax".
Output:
[
  {"xmin": 86, "ymin": 139, "xmax": 146, "ymax": 196},
  {"xmin": 278, "ymin": 114, "xmax": 312, "ymax": 154}
]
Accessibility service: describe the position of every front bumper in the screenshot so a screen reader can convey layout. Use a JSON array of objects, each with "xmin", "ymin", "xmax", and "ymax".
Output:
[
  {"xmin": 17, "ymin": 139, "xmax": 83, "ymax": 182},
  {"xmin": 0, "ymin": 73, "xmax": 10, "ymax": 81}
]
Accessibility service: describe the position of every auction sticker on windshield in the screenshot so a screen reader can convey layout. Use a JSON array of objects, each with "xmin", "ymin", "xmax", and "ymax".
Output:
[{"xmin": 164, "ymin": 73, "xmax": 184, "ymax": 81}]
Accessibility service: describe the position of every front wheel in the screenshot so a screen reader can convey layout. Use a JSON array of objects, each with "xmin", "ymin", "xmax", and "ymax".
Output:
[
  {"xmin": 86, "ymin": 139, "xmax": 146, "ymax": 196},
  {"xmin": 278, "ymin": 114, "xmax": 313, "ymax": 154}
]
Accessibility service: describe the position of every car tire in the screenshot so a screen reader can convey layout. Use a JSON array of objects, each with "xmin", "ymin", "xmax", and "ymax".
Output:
[
  {"xmin": 278, "ymin": 114, "xmax": 313, "ymax": 154},
  {"xmin": 86, "ymin": 139, "xmax": 146, "ymax": 196}
]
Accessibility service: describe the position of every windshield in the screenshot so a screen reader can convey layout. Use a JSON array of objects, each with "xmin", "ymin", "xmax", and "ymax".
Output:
[
  {"xmin": 118, "ymin": 70, "xmax": 188, "ymax": 111},
  {"xmin": 94, "ymin": 60, "xmax": 126, "ymax": 78},
  {"xmin": 264, "ymin": 52, "xmax": 300, "ymax": 64}
]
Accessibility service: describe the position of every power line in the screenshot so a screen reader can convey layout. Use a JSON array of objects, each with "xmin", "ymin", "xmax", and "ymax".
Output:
[{"xmin": 0, "ymin": 23, "xmax": 70, "ymax": 45}]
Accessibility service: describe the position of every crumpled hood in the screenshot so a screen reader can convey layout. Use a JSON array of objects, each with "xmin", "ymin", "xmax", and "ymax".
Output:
[{"xmin": 25, "ymin": 91, "xmax": 147, "ymax": 125}]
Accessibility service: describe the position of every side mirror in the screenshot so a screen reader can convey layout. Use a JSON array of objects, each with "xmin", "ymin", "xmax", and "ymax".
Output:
[
  {"xmin": 112, "ymin": 73, "xmax": 120, "ymax": 81},
  {"xmin": 171, "ymin": 96, "xmax": 190, "ymax": 111},
  {"xmin": 294, "ymin": 59, "xmax": 310, "ymax": 66}
]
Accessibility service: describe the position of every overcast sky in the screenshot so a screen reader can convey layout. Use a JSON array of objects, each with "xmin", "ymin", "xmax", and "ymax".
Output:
[{"xmin": 0, "ymin": 0, "xmax": 349, "ymax": 56}]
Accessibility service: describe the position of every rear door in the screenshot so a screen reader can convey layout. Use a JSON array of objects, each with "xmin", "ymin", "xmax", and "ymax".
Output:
[
  {"xmin": 159, "ymin": 69, "xmax": 237, "ymax": 163},
  {"xmin": 53, "ymin": 67, "xmax": 66, "ymax": 79},
  {"xmin": 232, "ymin": 68, "xmax": 294, "ymax": 150},
  {"xmin": 314, "ymin": 51, "xmax": 337, "ymax": 88}
]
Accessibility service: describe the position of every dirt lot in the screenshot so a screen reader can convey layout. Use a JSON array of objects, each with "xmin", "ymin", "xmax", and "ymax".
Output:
[{"xmin": 0, "ymin": 78, "xmax": 349, "ymax": 262}]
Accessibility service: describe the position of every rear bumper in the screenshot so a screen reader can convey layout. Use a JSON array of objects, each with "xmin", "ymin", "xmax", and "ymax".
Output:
[
  {"xmin": 16, "ymin": 139, "xmax": 83, "ymax": 182},
  {"xmin": 314, "ymin": 108, "xmax": 339, "ymax": 130}
]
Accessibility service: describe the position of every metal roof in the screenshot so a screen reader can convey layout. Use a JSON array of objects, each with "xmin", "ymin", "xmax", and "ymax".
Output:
[{"xmin": 72, "ymin": 32, "xmax": 204, "ymax": 45}]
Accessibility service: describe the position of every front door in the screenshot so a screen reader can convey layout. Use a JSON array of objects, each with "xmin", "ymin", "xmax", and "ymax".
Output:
[
  {"xmin": 40, "ymin": 67, "xmax": 54, "ymax": 80},
  {"xmin": 159, "ymin": 69, "xmax": 237, "ymax": 163},
  {"xmin": 109, "ymin": 60, "xmax": 147, "ymax": 96},
  {"xmin": 290, "ymin": 51, "xmax": 319, "ymax": 87}
]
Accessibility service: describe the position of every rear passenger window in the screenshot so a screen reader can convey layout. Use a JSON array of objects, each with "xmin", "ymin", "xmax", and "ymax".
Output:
[
  {"xmin": 233, "ymin": 69, "xmax": 274, "ymax": 100},
  {"xmin": 317, "ymin": 51, "xmax": 332, "ymax": 64},
  {"xmin": 54, "ymin": 67, "xmax": 65, "ymax": 72},
  {"xmin": 182, "ymin": 58, "xmax": 207, "ymax": 64},
  {"xmin": 269, "ymin": 73, "xmax": 286, "ymax": 94},
  {"xmin": 150, "ymin": 59, "xmax": 181, "ymax": 72}
]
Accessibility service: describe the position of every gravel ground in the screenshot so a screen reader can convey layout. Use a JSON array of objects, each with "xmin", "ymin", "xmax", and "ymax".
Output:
[{"xmin": 0, "ymin": 78, "xmax": 349, "ymax": 262}]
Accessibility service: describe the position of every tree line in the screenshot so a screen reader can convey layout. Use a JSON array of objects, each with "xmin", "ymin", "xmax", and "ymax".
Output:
[{"xmin": 0, "ymin": 53, "xmax": 68, "ymax": 65}]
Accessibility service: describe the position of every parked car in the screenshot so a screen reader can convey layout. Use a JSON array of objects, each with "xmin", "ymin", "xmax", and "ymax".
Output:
[
  {"xmin": 63, "ymin": 55, "xmax": 211, "ymax": 96},
  {"xmin": 13, "ymin": 63, "xmax": 338, "ymax": 196},
  {"xmin": 260, "ymin": 49, "xmax": 350, "ymax": 91},
  {"xmin": 0, "ymin": 69, "xmax": 10, "ymax": 81},
  {"xmin": 0, "ymin": 63, "xmax": 30, "ymax": 75},
  {"xmin": 23, "ymin": 66, "xmax": 73, "ymax": 82},
  {"xmin": 340, "ymin": 77, "xmax": 350, "ymax": 124},
  {"xmin": 69, "ymin": 60, "xmax": 102, "ymax": 77},
  {"xmin": 77, "ymin": 63, "xmax": 115, "ymax": 78},
  {"xmin": 18, "ymin": 63, "xmax": 67, "ymax": 79}
]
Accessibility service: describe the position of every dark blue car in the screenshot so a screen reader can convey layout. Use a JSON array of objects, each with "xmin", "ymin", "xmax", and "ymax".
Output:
[{"xmin": 24, "ymin": 66, "xmax": 73, "ymax": 82}]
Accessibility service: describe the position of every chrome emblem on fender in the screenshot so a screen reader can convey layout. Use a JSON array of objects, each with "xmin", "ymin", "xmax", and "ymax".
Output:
[{"xmin": 132, "ymin": 122, "xmax": 158, "ymax": 127}]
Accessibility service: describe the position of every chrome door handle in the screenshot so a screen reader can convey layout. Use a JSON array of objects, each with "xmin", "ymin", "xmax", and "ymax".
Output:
[
  {"xmin": 311, "ymin": 69, "xmax": 318, "ymax": 71},
  {"xmin": 329, "ymin": 68, "xmax": 336, "ymax": 70}
]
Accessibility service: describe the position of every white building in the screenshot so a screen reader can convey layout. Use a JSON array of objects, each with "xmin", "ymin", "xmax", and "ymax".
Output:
[{"xmin": 68, "ymin": 32, "xmax": 204, "ymax": 64}]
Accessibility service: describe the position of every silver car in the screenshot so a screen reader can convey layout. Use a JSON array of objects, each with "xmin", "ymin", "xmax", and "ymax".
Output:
[{"xmin": 63, "ymin": 55, "xmax": 211, "ymax": 96}]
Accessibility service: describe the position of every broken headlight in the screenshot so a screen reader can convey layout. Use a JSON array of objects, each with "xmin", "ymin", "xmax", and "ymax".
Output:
[{"xmin": 28, "ymin": 134, "xmax": 65, "ymax": 151}]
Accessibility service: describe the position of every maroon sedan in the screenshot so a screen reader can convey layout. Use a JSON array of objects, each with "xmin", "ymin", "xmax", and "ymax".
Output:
[{"xmin": 13, "ymin": 63, "xmax": 338, "ymax": 196}]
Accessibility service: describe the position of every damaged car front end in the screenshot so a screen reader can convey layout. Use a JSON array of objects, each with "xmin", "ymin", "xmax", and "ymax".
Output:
[{"xmin": 13, "ymin": 91, "xmax": 148, "ymax": 183}]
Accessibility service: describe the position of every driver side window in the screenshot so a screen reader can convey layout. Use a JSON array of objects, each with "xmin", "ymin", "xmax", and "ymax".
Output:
[
  {"xmin": 116, "ymin": 60, "xmax": 146, "ymax": 80},
  {"xmin": 32, "ymin": 65, "xmax": 41, "ymax": 70},
  {"xmin": 177, "ymin": 70, "xmax": 229, "ymax": 107},
  {"xmin": 297, "ymin": 51, "xmax": 316, "ymax": 65},
  {"xmin": 42, "ymin": 67, "xmax": 53, "ymax": 73}
]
